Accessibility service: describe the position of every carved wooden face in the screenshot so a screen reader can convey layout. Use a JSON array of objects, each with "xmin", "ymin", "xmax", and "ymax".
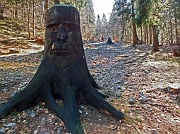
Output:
[{"xmin": 44, "ymin": 22, "xmax": 80, "ymax": 69}]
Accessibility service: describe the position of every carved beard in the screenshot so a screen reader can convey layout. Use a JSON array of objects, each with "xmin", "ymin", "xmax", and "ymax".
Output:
[{"xmin": 44, "ymin": 31, "xmax": 83, "ymax": 69}]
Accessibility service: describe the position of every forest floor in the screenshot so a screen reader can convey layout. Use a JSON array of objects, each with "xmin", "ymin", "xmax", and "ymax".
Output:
[
  {"xmin": 0, "ymin": 39, "xmax": 180, "ymax": 134},
  {"xmin": 0, "ymin": 18, "xmax": 44, "ymax": 57}
]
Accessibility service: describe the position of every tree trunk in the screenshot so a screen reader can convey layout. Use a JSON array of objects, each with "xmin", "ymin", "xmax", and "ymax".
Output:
[
  {"xmin": 44, "ymin": 0, "xmax": 49, "ymax": 24},
  {"xmin": 175, "ymin": 16, "xmax": 179, "ymax": 45},
  {"xmin": 12, "ymin": 5, "xmax": 15, "ymax": 18},
  {"xmin": 149, "ymin": 25, "xmax": 152, "ymax": 44},
  {"xmin": 140, "ymin": 25, "xmax": 143, "ymax": 43},
  {"xmin": 121, "ymin": 24, "xmax": 125, "ymax": 41},
  {"xmin": 15, "ymin": 1, "xmax": 18, "ymax": 19},
  {"xmin": 0, "ymin": 3, "xmax": 4, "ymax": 19},
  {"xmin": 144, "ymin": 25, "xmax": 146, "ymax": 44},
  {"xmin": 21, "ymin": 3, "xmax": 25, "ymax": 20},
  {"xmin": 167, "ymin": 24, "xmax": 170, "ymax": 46},
  {"xmin": 132, "ymin": 22, "xmax": 138, "ymax": 46},
  {"xmin": 131, "ymin": 0, "xmax": 138, "ymax": 47},
  {"xmin": 146, "ymin": 25, "xmax": 148, "ymax": 44},
  {"xmin": 124, "ymin": 28, "xmax": 127, "ymax": 42},
  {"xmin": 170, "ymin": 19, "xmax": 173, "ymax": 45},
  {"xmin": 27, "ymin": 1, "xmax": 31, "ymax": 39},
  {"xmin": 32, "ymin": 0, "xmax": 35, "ymax": 37},
  {"xmin": 152, "ymin": 25, "xmax": 159, "ymax": 51}
]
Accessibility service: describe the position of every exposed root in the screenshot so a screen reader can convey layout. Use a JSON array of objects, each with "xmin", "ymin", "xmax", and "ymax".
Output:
[{"xmin": 83, "ymin": 86, "xmax": 124, "ymax": 120}]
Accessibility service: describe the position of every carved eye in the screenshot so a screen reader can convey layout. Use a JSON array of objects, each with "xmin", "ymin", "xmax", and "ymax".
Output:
[
  {"xmin": 52, "ymin": 27, "xmax": 58, "ymax": 32},
  {"xmin": 46, "ymin": 25, "xmax": 59, "ymax": 33}
]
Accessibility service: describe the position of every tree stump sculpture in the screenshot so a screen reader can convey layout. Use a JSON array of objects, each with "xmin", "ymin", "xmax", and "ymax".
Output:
[
  {"xmin": 106, "ymin": 37, "xmax": 114, "ymax": 44},
  {"xmin": 0, "ymin": 4, "xmax": 124, "ymax": 134}
]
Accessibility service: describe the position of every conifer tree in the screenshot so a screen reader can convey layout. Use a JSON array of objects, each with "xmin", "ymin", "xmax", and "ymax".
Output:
[
  {"xmin": 101, "ymin": 13, "xmax": 108, "ymax": 40},
  {"xmin": 95, "ymin": 14, "xmax": 102, "ymax": 41},
  {"xmin": 80, "ymin": 0, "xmax": 96, "ymax": 41}
]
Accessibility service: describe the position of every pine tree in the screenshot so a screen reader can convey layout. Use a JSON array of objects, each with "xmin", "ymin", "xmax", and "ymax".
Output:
[
  {"xmin": 101, "ymin": 13, "xmax": 108, "ymax": 40},
  {"xmin": 95, "ymin": 14, "xmax": 102, "ymax": 41},
  {"xmin": 80, "ymin": 0, "xmax": 96, "ymax": 41},
  {"xmin": 109, "ymin": 0, "xmax": 129, "ymax": 41}
]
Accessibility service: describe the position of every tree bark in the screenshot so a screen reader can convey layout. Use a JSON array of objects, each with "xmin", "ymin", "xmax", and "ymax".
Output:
[
  {"xmin": 152, "ymin": 25, "xmax": 159, "ymax": 51},
  {"xmin": 44, "ymin": 0, "xmax": 49, "ymax": 21},
  {"xmin": 0, "ymin": 3, "xmax": 4, "ymax": 19},
  {"xmin": 32, "ymin": 0, "xmax": 35, "ymax": 37},
  {"xmin": 175, "ymin": 16, "xmax": 179, "ymax": 45},
  {"xmin": 27, "ymin": 0, "xmax": 31, "ymax": 39},
  {"xmin": 146, "ymin": 25, "xmax": 148, "ymax": 44},
  {"xmin": 140, "ymin": 25, "xmax": 143, "ymax": 43},
  {"xmin": 121, "ymin": 24, "xmax": 125, "ymax": 41},
  {"xmin": 170, "ymin": 19, "xmax": 173, "ymax": 45},
  {"xmin": 149, "ymin": 25, "xmax": 152, "ymax": 44},
  {"xmin": 131, "ymin": 0, "xmax": 138, "ymax": 47},
  {"xmin": 144, "ymin": 25, "xmax": 146, "ymax": 44},
  {"xmin": 15, "ymin": 1, "xmax": 18, "ymax": 19}
]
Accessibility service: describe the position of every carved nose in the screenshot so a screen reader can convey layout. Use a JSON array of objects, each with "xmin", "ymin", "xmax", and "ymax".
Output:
[{"xmin": 57, "ymin": 31, "xmax": 67, "ymax": 41}]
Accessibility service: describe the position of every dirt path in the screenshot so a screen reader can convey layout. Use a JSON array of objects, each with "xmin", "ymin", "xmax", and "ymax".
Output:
[
  {"xmin": 0, "ymin": 42, "xmax": 179, "ymax": 134},
  {"xmin": 0, "ymin": 37, "xmax": 44, "ymax": 57}
]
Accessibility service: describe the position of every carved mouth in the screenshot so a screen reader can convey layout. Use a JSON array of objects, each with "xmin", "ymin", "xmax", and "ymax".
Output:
[{"xmin": 49, "ymin": 43, "xmax": 74, "ymax": 57}]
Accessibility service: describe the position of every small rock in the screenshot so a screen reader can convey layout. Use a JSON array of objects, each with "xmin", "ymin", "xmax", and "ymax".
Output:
[
  {"xmin": 0, "ymin": 128, "xmax": 6, "ymax": 134},
  {"xmin": 34, "ymin": 130, "xmax": 38, "ymax": 134},
  {"xmin": 28, "ymin": 110, "xmax": 35, "ymax": 117},
  {"xmin": 151, "ymin": 129, "xmax": 158, "ymax": 134},
  {"xmin": 125, "ymin": 73, "xmax": 131, "ymax": 77},
  {"xmin": 57, "ymin": 127, "xmax": 63, "ymax": 133},
  {"xmin": 139, "ymin": 92, "xmax": 147, "ymax": 104},
  {"xmin": 128, "ymin": 96, "xmax": 136, "ymax": 104},
  {"xmin": 2, "ymin": 88, "xmax": 8, "ymax": 92},
  {"xmin": 2, "ymin": 82, "xmax": 8, "ymax": 86},
  {"xmin": 31, "ymin": 112, "xmax": 36, "ymax": 117},
  {"xmin": 5, "ymin": 123, "xmax": 16, "ymax": 127},
  {"xmin": 142, "ymin": 69, "xmax": 149, "ymax": 74},
  {"xmin": 115, "ymin": 85, "xmax": 121, "ymax": 89},
  {"xmin": 139, "ymin": 92, "xmax": 144, "ymax": 98},
  {"xmin": 115, "ymin": 90, "xmax": 122, "ymax": 97},
  {"xmin": 140, "ymin": 97, "xmax": 146, "ymax": 104},
  {"xmin": 44, "ymin": 110, "xmax": 49, "ymax": 114},
  {"xmin": 7, "ymin": 130, "xmax": 13, "ymax": 133},
  {"xmin": 41, "ymin": 117, "xmax": 46, "ymax": 125}
]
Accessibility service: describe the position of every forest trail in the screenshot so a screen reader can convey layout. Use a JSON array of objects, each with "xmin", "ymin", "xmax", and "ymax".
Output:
[
  {"xmin": 0, "ymin": 41, "xmax": 180, "ymax": 133},
  {"xmin": 0, "ymin": 37, "xmax": 44, "ymax": 57},
  {"xmin": 0, "ymin": 18, "xmax": 44, "ymax": 57}
]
